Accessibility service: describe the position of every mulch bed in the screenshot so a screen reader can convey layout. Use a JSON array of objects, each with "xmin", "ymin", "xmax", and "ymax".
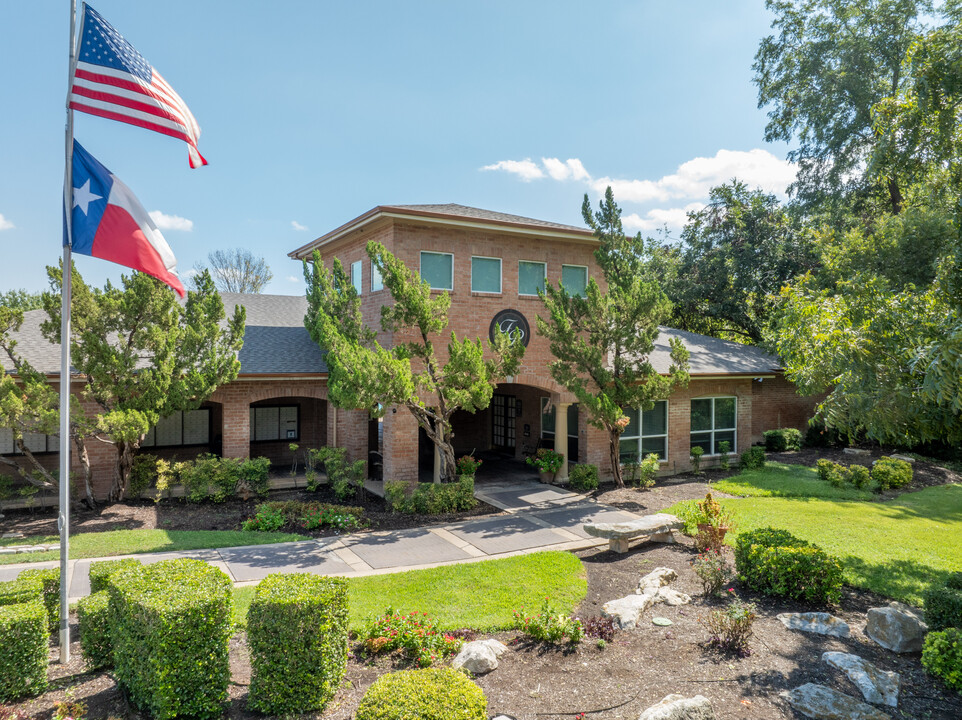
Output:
[{"xmin": 8, "ymin": 538, "xmax": 961, "ymax": 720}]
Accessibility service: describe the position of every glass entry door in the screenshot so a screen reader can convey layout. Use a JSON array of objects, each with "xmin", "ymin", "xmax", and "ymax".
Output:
[{"xmin": 491, "ymin": 394, "xmax": 517, "ymax": 450}]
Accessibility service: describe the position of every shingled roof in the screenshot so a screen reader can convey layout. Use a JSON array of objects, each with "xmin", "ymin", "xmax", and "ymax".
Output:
[{"xmin": 647, "ymin": 327, "xmax": 782, "ymax": 375}]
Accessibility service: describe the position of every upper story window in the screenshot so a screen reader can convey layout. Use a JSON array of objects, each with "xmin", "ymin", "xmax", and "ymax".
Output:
[
  {"xmin": 561, "ymin": 265, "xmax": 588, "ymax": 297},
  {"xmin": 142, "ymin": 408, "xmax": 211, "ymax": 448},
  {"xmin": 420, "ymin": 251, "xmax": 453, "ymax": 291},
  {"xmin": 519, "ymin": 260, "xmax": 546, "ymax": 296},
  {"xmin": 620, "ymin": 400, "xmax": 668, "ymax": 461},
  {"xmin": 690, "ymin": 397, "xmax": 736, "ymax": 455},
  {"xmin": 471, "ymin": 256, "xmax": 502, "ymax": 294},
  {"xmin": 350, "ymin": 260, "xmax": 363, "ymax": 294},
  {"xmin": 371, "ymin": 262, "xmax": 383, "ymax": 291}
]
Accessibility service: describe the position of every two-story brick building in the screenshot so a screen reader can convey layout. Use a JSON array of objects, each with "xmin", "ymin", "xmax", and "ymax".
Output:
[{"xmin": 1, "ymin": 203, "xmax": 817, "ymax": 500}]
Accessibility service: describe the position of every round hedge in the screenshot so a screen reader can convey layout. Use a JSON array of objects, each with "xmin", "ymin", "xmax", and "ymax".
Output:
[{"xmin": 356, "ymin": 668, "xmax": 486, "ymax": 720}]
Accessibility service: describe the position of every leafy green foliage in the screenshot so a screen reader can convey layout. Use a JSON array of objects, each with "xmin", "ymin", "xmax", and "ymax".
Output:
[
  {"xmin": 361, "ymin": 608, "xmax": 462, "ymax": 667},
  {"xmin": 241, "ymin": 503, "xmax": 285, "ymax": 532},
  {"xmin": 89, "ymin": 559, "xmax": 143, "ymax": 594},
  {"xmin": 740, "ymin": 447, "xmax": 767, "ymax": 470},
  {"xmin": 734, "ymin": 527, "xmax": 844, "ymax": 605},
  {"xmin": 700, "ymin": 598, "xmax": 757, "ymax": 656},
  {"xmin": 0, "ymin": 290, "xmax": 43, "ymax": 311},
  {"xmin": 355, "ymin": 668, "xmax": 487, "ymax": 720},
  {"xmin": 455, "ymin": 455, "xmax": 482, "ymax": 476},
  {"xmin": 525, "ymin": 447, "xmax": 564, "ymax": 474},
  {"xmin": 77, "ymin": 591, "xmax": 112, "ymax": 669},
  {"xmin": 0, "ymin": 575, "xmax": 42, "ymax": 608},
  {"xmin": 247, "ymin": 573, "xmax": 348, "ymax": 715},
  {"xmin": 922, "ymin": 628, "xmax": 962, "ymax": 691},
  {"xmin": 385, "ymin": 476, "xmax": 476, "ymax": 514},
  {"xmin": 924, "ymin": 572, "xmax": 962, "ymax": 631},
  {"xmin": 17, "ymin": 568, "xmax": 59, "ymax": 634},
  {"xmin": 304, "ymin": 242, "xmax": 523, "ymax": 482},
  {"xmin": 107, "ymin": 559, "xmax": 232, "ymax": 720},
  {"xmin": 0, "ymin": 600, "xmax": 47, "ymax": 701},
  {"xmin": 690, "ymin": 445, "xmax": 705, "ymax": 473},
  {"xmin": 763, "ymin": 428, "xmax": 802, "ymax": 452},
  {"xmin": 567, "ymin": 463, "xmax": 599, "ymax": 492},
  {"xmin": 872, "ymin": 456, "xmax": 914, "ymax": 489},
  {"xmin": 692, "ymin": 550, "xmax": 737, "ymax": 597},
  {"xmin": 537, "ymin": 189, "xmax": 689, "ymax": 487},
  {"xmin": 513, "ymin": 597, "xmax": 584, "ymax": 645},
  {"xmin": 239, "ymin": 456, "xmax": 271, "ymax": 498}
]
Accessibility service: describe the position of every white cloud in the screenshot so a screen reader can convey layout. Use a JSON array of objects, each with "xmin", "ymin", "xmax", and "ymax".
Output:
[
  {"xmin": 286, "ymin": 275, "xmax": 300, "ymax": 283},
  {"xmin": 0, "ymin": 214, "xmax": 13, "ymax": 231},
  {"xmin": 541, "ymin": 157, "xmax": 590, "ymax": 182},
  {"xmin": 291, "ymin": 220, "xmax": 308, "ymax": 231},
  {"xmin": 623, "ymin": 203, "xmax": 706, "ymax": 232},
  {"xmin": 148, "ymin": 210, "xmax": 193, "ymax": 231},
  {"xmin": 481, "ymin": 158, "xmax": 545, "ymax": 181}
]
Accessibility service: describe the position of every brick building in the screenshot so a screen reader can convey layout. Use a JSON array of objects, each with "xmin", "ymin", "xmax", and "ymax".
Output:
[{"xmin": 1, "ymin": 204, "xmax": 818, "ymax": 500}]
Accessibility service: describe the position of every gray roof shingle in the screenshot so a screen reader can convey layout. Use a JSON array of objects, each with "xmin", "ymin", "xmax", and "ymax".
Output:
[
  {"xmin": 647, "ymin": 327, "xmax": 782, "ymax": 375},
  {"xmin": 384, "ymin": 204, "xmax": 591, "ymax": 234}
]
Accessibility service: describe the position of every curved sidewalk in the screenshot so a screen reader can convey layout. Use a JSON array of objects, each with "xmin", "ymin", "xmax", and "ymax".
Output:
[{"xmin": 0, "ymin": 482, "xmax": 642, "ymax": 601}]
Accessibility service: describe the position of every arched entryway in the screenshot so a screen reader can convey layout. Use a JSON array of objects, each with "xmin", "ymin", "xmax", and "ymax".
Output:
[{"xmin": 248, "ymin": 396, "xmax": 328, "ymax": 469}]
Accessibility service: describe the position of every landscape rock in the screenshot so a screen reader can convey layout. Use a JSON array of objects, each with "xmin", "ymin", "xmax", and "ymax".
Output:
[
  {"xmin": 602, "ymin": 594, "xmax": 656, "ymax": 629},
  {"xmin": 777, "ymin": 612, "xmax": 851, "ymax": 638},
  {"xmin": 637, "ymin": 567, "xmax": 678, "ymax": 595},
  {"xmin": 451, "ymin": 640, "xmax": 499, "ymax": 674},
  {"xmin": 481, "ymin": 638, "xmax": 508, "ymax": 657},
  {"xmin": 651, "ymin": 587, "xmax": 691, "ymax": 606},
  {"xmin": 822, "ymin": 651, "xmax": 900, "ymax": 707},
  {"xmin": 843, "ymin": 447, "xmax": 871, "ymax": 457},
  {"xmin": 782, "ymin": 683, "xmax": 891, "ymax": 719},
  {"xmin": 887, "ymin": 454, "xmax": 915, "ymax": 464},
  {"xmin": 637, "ymin": 693, "xmax": 714, "ymax": 720},
  {"xmin": 865, "ymin": 602, "xmax": 927, "ymax": 653}
]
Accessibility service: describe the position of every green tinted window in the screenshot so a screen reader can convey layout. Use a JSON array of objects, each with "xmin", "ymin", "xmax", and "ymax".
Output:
[
  {"xmin": 519, "ymin": 261, "xmax": 546, "ymax": 295},
  {"xmin": 420, "ymin": 252, "xmax": 453, "ymax": 290},
  {"xmin": 690, "ymin": 399, "xmax": 712, "ymax": 432},
  {"xmin": 561, "ymin": 265, "xmax": 588, "ymax": 296},
  {"xmin": 472, "ymin": 257, "xmax": 501, "ymax": 293}
]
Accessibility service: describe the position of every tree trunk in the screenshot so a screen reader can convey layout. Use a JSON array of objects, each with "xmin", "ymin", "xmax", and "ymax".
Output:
[
  {"xmin": 73, "ymin": 436, "xmax": 96, "ymax": 508},
  {"xmin": 888, "ymin": 177, "xmax": 903, "ymax": 215},
  {"xmin": 609, "ymin": 430, "xmax": 625, "ymax": 488},
  {"xmin": 109, "ymin": 441, "xmax": 136, "ymax": 502}
]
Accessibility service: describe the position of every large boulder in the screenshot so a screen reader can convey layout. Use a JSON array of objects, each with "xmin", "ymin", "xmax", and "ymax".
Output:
[
  {"xmin": 602, "ymin": 594, "xmax": 656, "ymax": 629},
  {"xmin": 782, "ymin": 683, "xmax": 891, "ymax": 719},
  {"xmin": 777, "ymin": 612, "xmax": 851, "ymax": 638},
  {"xmin": 451, "ymin": 639, "xmax": 507, "ymax": 674},
  {"xmin": 637, "ymin": 694, "xmax": 714, "ymax": 720},
  {"xmin": 637, "ymin": 567, "xmax": 678, "ymax": 596},
  {"xmin": 865, "ymin": 602, "xmax": 927, "ymax": 653},
  {"xmin": 822, "ymin": 651, "xmax": 900, "ymax": 707},
  {"xmin": 651, "ymin": 587, "xmax": 691, "ymax": 606}
]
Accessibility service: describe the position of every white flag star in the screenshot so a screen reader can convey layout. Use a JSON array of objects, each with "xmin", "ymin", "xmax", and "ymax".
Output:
[{"xmin": 73, "ymin": 179, "xmax": 102, "ymax": 215}]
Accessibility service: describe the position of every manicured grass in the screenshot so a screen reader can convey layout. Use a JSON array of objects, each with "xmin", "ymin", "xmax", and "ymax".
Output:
[
  {"xmin": 232, "ymin": 550, "xmax": 587, "ymax": 632},
  {"xmin": 711, "ymin": 461, "xmax": 874, "ymax": 500},
  {"xmin": 670, "ymin": 483, "xmax": 962, "ymax": 605},
  {"xmin": 0, "ymin": 529, "xmax": 308, "ymax": 565}
]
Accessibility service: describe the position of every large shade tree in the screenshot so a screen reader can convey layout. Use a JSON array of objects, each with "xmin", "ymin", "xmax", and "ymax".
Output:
[
  {"xmin": 304, "ymin": 242, "xmax": 524, "ymax": 483},
  {"xmin": 537, "ymin": 189, "xmax": 689, "ymax": 488}
]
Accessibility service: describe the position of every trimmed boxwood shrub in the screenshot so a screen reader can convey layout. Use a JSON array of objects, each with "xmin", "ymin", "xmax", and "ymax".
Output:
[
  {"xmin": 239, "ymin": 456, "xmax": 271, "ymax": 498},
  {"xmin": 734, "ymin": 527, "xmax": 843, "ymax": 605},
  {"xmin": 89, "ymin": 558, "xmax": 143, "ymax": 594},
  {"xmin": 922, "ymin": 627, "xmax": 962, "ymax": 692},
  {"xmin": 108, "ymin": 558, "xmax": 232, "ymax": 720},
  {"xmin": 763, "ymin": 428, "xmax": 802, "ymax": 452},
  {"xmin": 385, "ymin": 476, "xmax": 477, "ymax": 514},
  {"xmin": 78, "ymin": 591, "xmax": 112, "ymax": 669},
  {"xmin": 356, "ymin": 667, "xmax": 487, "ymax": 720},
  {"xmin": 18, "ymin": 568, "xmax": 60, "ymax": 634},
  {"xmin": 872, "ymin": 456, "xmax": 913, "ymax": 490},
  {"xmin": 0, "ymin": 600, "xmax": 48, "ymax": 701},
  {"xmin": 924, "ymin": 572, "xmax": 962, "ymax": 632},
  {"xmin": 739, "ymin": 446, "xmax": 767, "ymax": 470},
  {"xmin": 568, "ymin": 464, "xmax": 599, "ymax": 492},
  {"xmin": 247, "ymin": 573, "xmax": 349, "ymax": 715},
  {"xmin": 0, "ymin": 575, "xmax": 43, "ymax": 608}
]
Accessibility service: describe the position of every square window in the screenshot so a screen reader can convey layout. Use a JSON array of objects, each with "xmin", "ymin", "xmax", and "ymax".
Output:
[
  {"xmin": 641, "ymin": 435, "xmax": 667, "ymax": 459},
  {"xmin": 371, "ymin": 262, "xmax": 383, "ymax": 291},
  {"xmin": 420, "ymin": 252, "xmax": 453, "ymax": 290},
  {"xmin": 690, "ymin": 399, "xmax": 713, "ymax": 432},
  {"xmin": 561, "ymin": 265, "xmax": 588, "ymax": 296},
  {"xmin": 471, "ymin": 257, "xmax": 502, "ymax": 293},
  {"xmin": 183, "ymin": 409, "xmax": 210, "ymax": 445},
  {"xmin": 619, "ymin": 438, "xmax": 639, "ymax": 462},
  {"xmin": 689, "ymin": 397, "xmax": 737, "ymax": 455},
  {"xmin": 714, "ymin": 397, "xmax": 736, "ymax": 429},
  {"xmin": 518, "ymin": 261, "xmax": 546, "ymax": 295},
  {"xmin": 642, "ymin": 402, "xmax": 667, "ymax": 436},
  {"xmin": 351, "ymin": 260, "xmax": 363, "ymax": 294}
]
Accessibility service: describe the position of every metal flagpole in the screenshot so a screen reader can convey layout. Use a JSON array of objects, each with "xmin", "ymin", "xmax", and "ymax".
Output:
[{"xmin": 59, "ymin": 0, "xmax": 78, "ymax": 663}]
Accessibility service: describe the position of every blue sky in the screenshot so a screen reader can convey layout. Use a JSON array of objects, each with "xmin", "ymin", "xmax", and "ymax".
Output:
[{"xmin": 1, "ymin": 1, "xmax": 793, "ymax": 295}]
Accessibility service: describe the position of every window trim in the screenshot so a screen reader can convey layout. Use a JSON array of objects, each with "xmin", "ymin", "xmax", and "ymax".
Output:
[
  {"xmin": 471, "ymin": 255, "xmax": 502, "ymax": 294},
  {"xmin": 420, "ymin": 251, "xmax": 454, "ymax": 291},
  {"xmin": 518, "ymin": 260, "xmax": 547, "ymax": 297},
  {"xmin": 689, "ymin": 396, "xmax": 737, "ymax": 456},
  {"xmin": 370, "ymin": 261, "xmax": 383, "ymax": 292},
  {"xmin": 249, "ymin": 403, "xmax": 301, "ymax": 444},
  {"xmin": 619, "ymin": 400, "xmax": 669, "ymax": 463},
  {"xmin": 561, "ymin": 264, "xmax": 589, "ymax": 296}
]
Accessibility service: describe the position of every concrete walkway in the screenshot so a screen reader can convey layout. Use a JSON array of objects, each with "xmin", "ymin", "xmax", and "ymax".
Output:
[{"xmin": 0, "ymin": 482, "xmax": 642, "ymax": 601}]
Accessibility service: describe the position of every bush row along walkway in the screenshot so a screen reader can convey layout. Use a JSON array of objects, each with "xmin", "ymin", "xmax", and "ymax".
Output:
[{"xmin": 0, "ymin": 482, "xmax": 640, "ymax": 600}]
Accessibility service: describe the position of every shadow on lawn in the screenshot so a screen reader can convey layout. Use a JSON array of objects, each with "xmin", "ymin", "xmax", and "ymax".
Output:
[{"xmin": 841, "ymin": 554, "xmax": 953, "ymax": 606}]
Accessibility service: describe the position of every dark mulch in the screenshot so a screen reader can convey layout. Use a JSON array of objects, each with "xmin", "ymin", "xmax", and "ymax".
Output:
[{"xmin": 8, "ymin": 539, "xmax": 961, "ymax": 720}]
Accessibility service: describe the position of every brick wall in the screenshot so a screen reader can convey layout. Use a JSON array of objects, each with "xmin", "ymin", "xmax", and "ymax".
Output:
[{"xmin": 751, "ymin": 374, "xmax": 823, "ymax": 442}]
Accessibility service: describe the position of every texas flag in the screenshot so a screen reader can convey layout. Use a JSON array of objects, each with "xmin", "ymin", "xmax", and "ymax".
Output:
[{"xmin": 67, "ymin": 140, "xmax": 185, "ymax": 297}]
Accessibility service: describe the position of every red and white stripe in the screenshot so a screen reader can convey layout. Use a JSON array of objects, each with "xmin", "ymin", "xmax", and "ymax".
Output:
[{"xmin": 70, "ymin": 62, "xmax": 207, "ymax": 169}]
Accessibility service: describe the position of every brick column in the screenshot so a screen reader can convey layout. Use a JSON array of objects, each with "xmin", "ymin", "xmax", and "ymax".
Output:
[
  {"xmin": 222, "ymin": 398, "xmax": 250, "ymax": 459},
  {"xmin": 586, "ymin": 423, "xmax": 612, "ymax": 479},
  {"xmin": 382, "ymin": 408, "xmax": 418, "ymax": 484},
  {"xmin": 328, "ymin": 407, "xmax": 369, "ymax": 463}
]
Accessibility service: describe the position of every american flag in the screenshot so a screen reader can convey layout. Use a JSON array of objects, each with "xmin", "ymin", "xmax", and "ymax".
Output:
[{"xmin": 69, "ymin": 4, "xmax": 207, "ymax": 168}]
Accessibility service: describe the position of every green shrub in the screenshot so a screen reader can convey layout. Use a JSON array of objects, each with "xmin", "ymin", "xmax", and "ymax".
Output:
[
  {"xmin": 386, "ymin": 476, "xmax": 476, "ymax": 514},
  {"xmin": 178, "ymin": 454, "xmax": 243, "ymax": 503},
  {"xmin": 0, "ymin": 575, "xmax": 42, "ymax": 608},
  {"xmin": 846, "ymin": 464, "xmax": 871, "ymax": 489},
  {"xmin": 699, "ymin": 599, "xmax": 757, "ymax": 656},
  {"xmin": 816, "ymin": 459, "xmax": 844, "ymax": 486},
  {"xmin": 247, "ymin": 573, "xmax": 348, "ymax": 715},
  {"xmin": 763, "ymin": 428, "xmax": 802, "ymax": 452},
  {"xmin": 872, "ymin": 457, "xmax": 913, "ymax": 490},
  {"xmin": 734, "ymin": 527, "xmax": 843, "ymax": 605},
  {"xmin": 718, "ymin": 441, "xmax": 732, "ymax": 470},
  {"xmin": 922, "ymin": 628, "xmax": 962, "ymax": 692},
  {"xmin": 816, "ymin": 459, "xmax": 872, "ymax": 489},
  {"xmin": 242, "ymin": 503, "xmax": 286, "ymax": 532},
  {"xmin": 689, "ymin": 445, "xmax": 704, "ymax": 473},
  {"xmin": 108, "ymin": 558, "xmax": 232, "ymax": 720},
  {"xmin": 0, "ymin": 600, "xmax": 48, "ymax": 701},
  {"xmin": 16, "ymin": 568, "xmax": 59, "ymax": 634},
  {"xmin": 356, "ymin": 668, "xmax": 487, "ymax": 720},
  {"xmin": 241, "ymin": 500, "xmax": 364, "ymax": 532},
  {"xmin": 239, "ymin": 457, "xmax": 271, "ymax": 498},
  {"xmin": 740, "ymin": 446, "xmax": 767, "ymax": 470},
  {"xmin": 78, "ymin": 591, "xmax": 112, "ymax": 669},
  {"xmin": 129, "ymin": 453, "xmax": 159, "ymax": 496},
  {"xmin": 513, "ymin": 597, "xmax": 584, "ymax": 645},
  {"xmin": 568, "ymin": 464, "xmax": 598, "ymax": 492},
  {"xmin": 361, "ymin": 608, "xmax": 462, "ymax": 667},
  {"xmin": 924, "ymin": 572, "xmax": 962, "ymax": 631},
  {"xmin": 89, "ymin": 558, "xmax": 143, "ymax": 594},
  {"xmin": 625, "ymin": 453, "xmax": 659, "ymax": 488}
]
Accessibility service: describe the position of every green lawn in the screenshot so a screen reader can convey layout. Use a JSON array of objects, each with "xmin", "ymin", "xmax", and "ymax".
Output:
[
  {"xmin": 671, "ymin": 466, "xmax": 962, "ymax": 606},
  {"xmin": 711, "ymin": 461, "xmax": 874, "ymax": 500},
  {"xmin": 0, "ymin": 529, "xmax": 307, "ymax": 565},
  {"xmin": 232, "ymin": 550, "xmax": 587, "ymax": 632}
]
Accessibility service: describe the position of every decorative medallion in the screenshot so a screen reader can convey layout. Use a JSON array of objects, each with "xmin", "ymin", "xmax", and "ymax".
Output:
[{"xmin": 489, "ymin": 309, "xmax": 531, "ymax": 347}]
